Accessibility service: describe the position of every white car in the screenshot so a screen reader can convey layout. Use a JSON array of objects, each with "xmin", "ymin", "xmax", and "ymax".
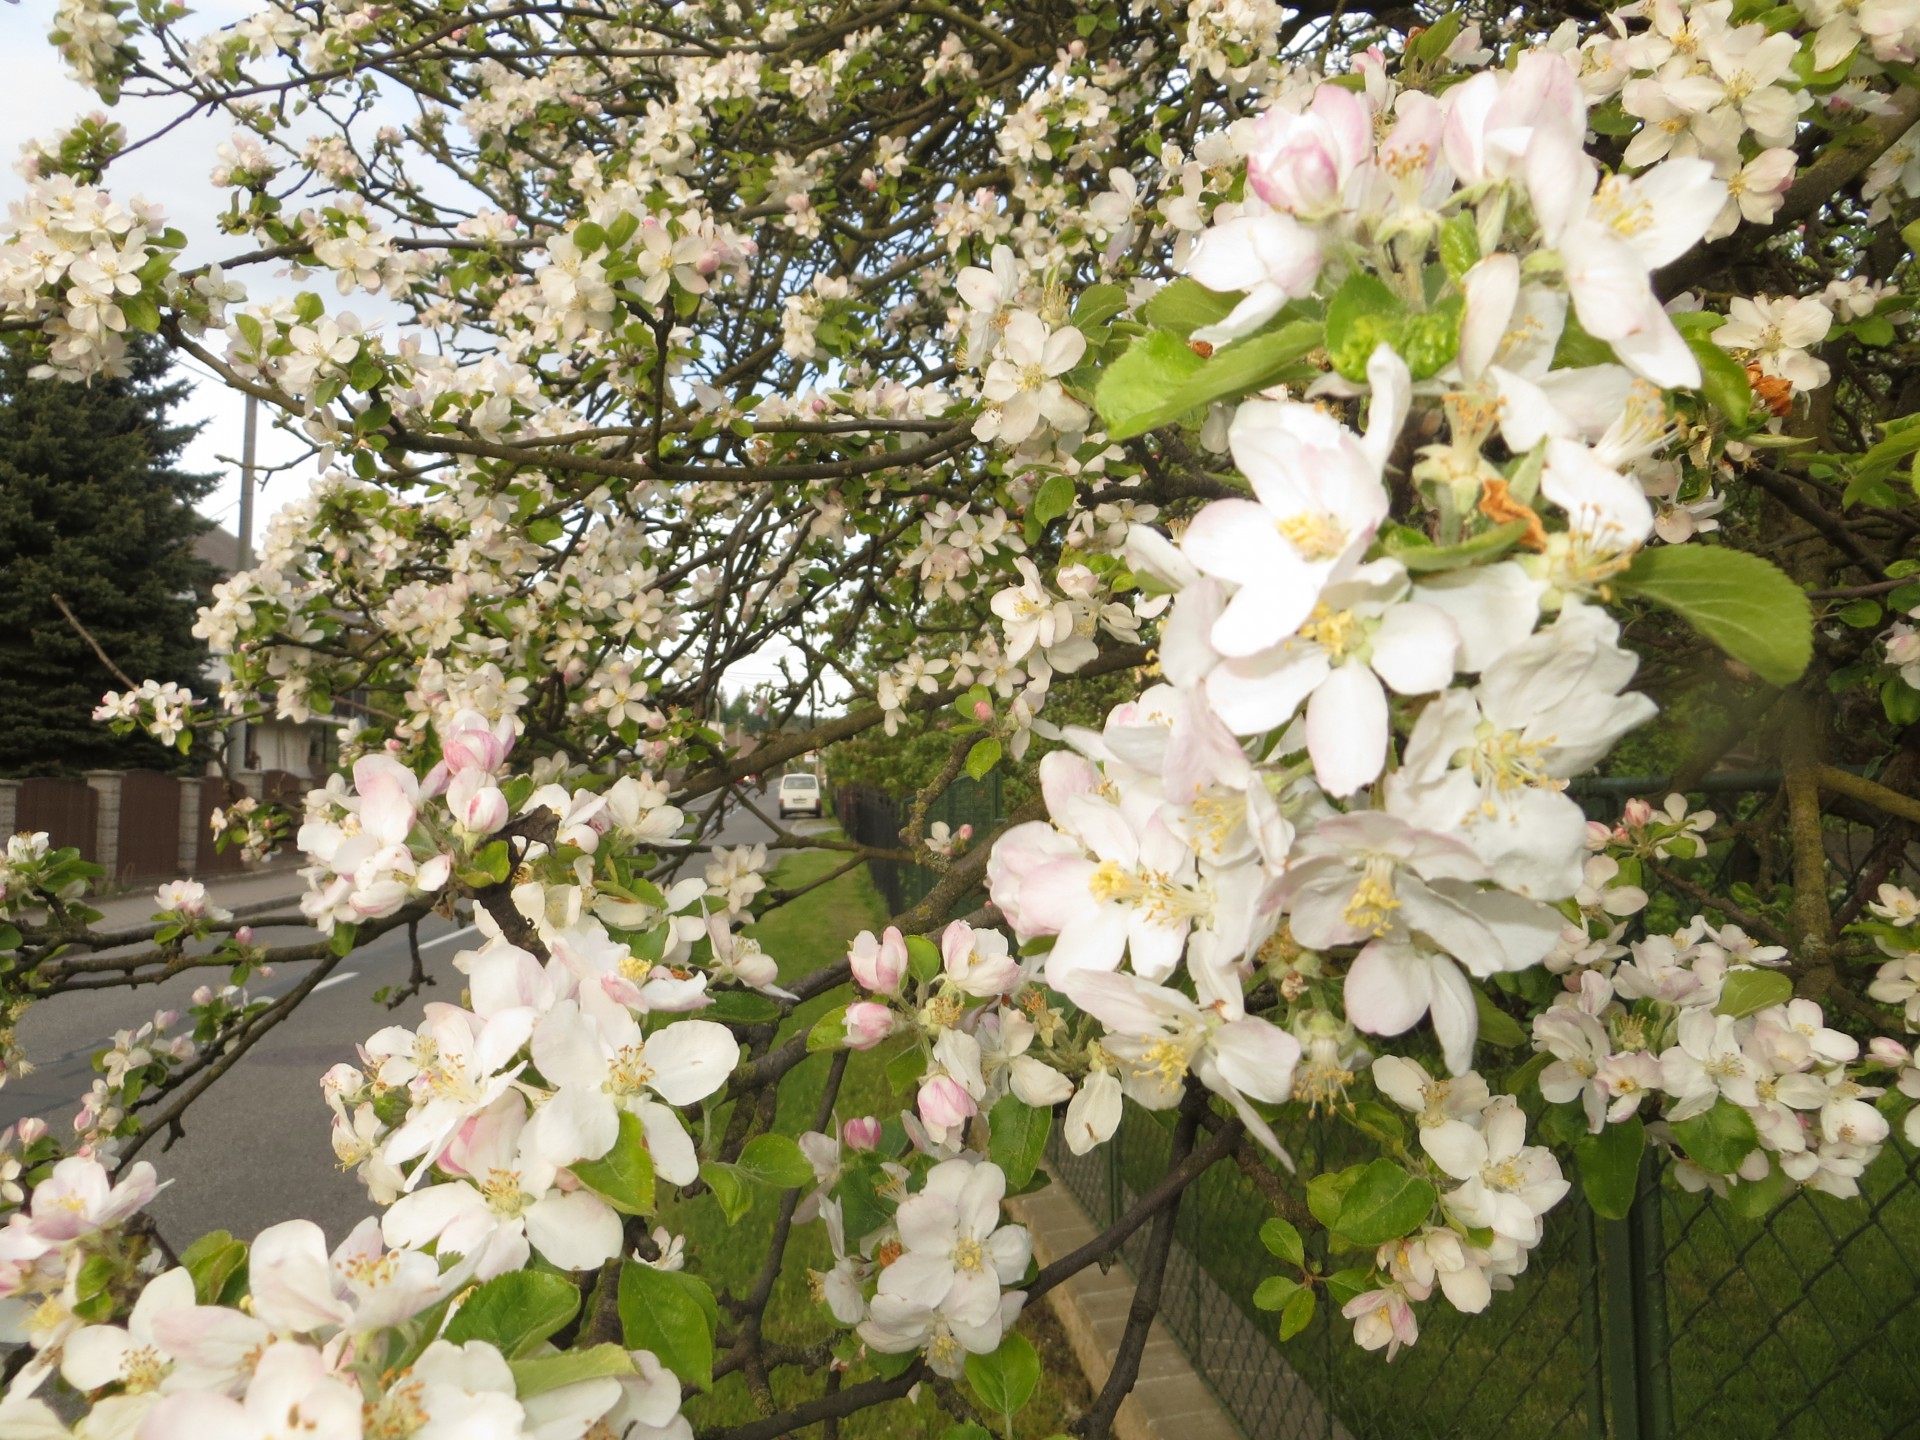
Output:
[{"xmin": 776, "ymin": 772, "xmax": 823, "ymax": 818}]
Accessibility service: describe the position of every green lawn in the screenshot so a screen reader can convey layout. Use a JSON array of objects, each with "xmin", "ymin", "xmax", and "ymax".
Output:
[{"xmin": 672, "ymin": 844, "xmax": 1092, "ymax": 1439}]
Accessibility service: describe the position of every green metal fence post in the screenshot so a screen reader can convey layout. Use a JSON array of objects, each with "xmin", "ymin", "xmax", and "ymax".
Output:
[
  {"xmin": 1578, "ymin": 1202, "xmax": 1609, "ymax": 1440},
  {"xmin": 1628, "ymin": 1156, "xmax": 1674, "ymax": 1440},
  {"xmin": 1601, "ymin": 1209, "xmax": 1643, "ymax": 1440}
]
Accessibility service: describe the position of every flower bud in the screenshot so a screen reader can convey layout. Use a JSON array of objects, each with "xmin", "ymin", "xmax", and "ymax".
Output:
[
  {"xmin": 1621, "ymin": 798, "xmax": 1653, "ymax": 828},
  {"xmin": 917, "ymin": 1074, "xmax": 977, "ymax": 1130},
  {"xmin": 191, "ymin": 985, "xmax": 215, "ymax": 1005},
  {"xmin": 842, "ymin": 1116, "xmax": 882, "ymax": 1152},
  {"xmin": 1868, "ymin": 1036, "xmax": 1910, "ymax": 1068},
  {"xmin": 449, "ymin": 768, "xmax": 510, "ymax": 835},
  {"xmin": 15, "ymin": 1117, "xmax": 47, "ymax": 1145},
  {"xmin": 234, "ymin": 926, "xmax": 255, "ymax": 946},
  {"xmin": 849, "ymin": 927, "xmax": 908, "ymax": 996},
  {"xmin": 843, "ymin": 1002, "xmax": 896, "ymax": 1050}
]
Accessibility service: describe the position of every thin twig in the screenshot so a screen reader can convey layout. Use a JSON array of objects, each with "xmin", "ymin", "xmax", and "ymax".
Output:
[{"xmin": 50, "ymin": 592, "xmax": 139, "ymax": 689}]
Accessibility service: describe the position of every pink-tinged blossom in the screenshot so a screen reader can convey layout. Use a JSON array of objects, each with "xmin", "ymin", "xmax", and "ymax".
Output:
[
  {"xmin": 848, "ymin": 927, "xmax": 908, "ymax": 995},
  {"xmin": 844, "ymin": 1002, "xmax": 896, "ymax": 1050},
  {"xmin": 1343, "ymin": 1285, "xmax": 1420, "ymax": 1360},
  {"xmin": 1245, "ymin": 82, "xmax": 1373, "ymax": 218},
  {"xmin": 941, "ymin": 920, "xmax": 1020, "ymax": 997}
]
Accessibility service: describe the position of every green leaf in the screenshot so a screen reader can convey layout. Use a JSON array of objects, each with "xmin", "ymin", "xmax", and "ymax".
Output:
[
  {"xmin": 617, "ymin": 1262, "xmax": 716, "ymax": 1390},
  {"xmin": 1326, "ymin": 273, "xmax": 1406, "ymax": 381},
  {"xmin": 1383, "ymin": 519, "xmax": 1530, "ymax": 574},
  {"xmin": 1474, "ymin": 987, "xmax": 1528, "ymax": 1049},
  {"xmin": 445, "ymin": 1271, "xmax": 581, "ymax": 1358},
  {"xmin": 870, "ymin": 1345, "xmax": 920, "ymax": 1379},
  {"xmin": 1094, "ymin": 329, "xmax": 1206, "ymax": 437},
  {"xmin": 699, "ymin": 1163, "xmax": 752, "ymax": 1224},
  {"xmin": 1683, "ymin": 331, "xmax": 1754, "ymax": 424},
  {"xmin": 808, "ymin": 1005, "xmax": 850, "ymax": 1051},
  {"xmin": 570, "ymin": 1109, "xmax": 656, "ymax": 1216},
  {"xmin": 527, "ymin": 517, "xmax": 565, "ymax": 545},
  {"xmin": 1853, "ymin": 313, "xmax": 1895, "ymax": 347},
  {"xmin": 1307, "ymin": 1165, "xmax": 1364, "ymax": 1230},
  {"xmin": 1408, "ymin": 12, "xmax": 1464, "ymax": 64},
  {"xmin": 1399, "ymin": 296, "xmax": 1464, "ymax": 379},
  {"xmin": 735, "ymin": 1133, "xmax": 816, "ymax": 1190},
  {"xmin": 1573, "ymin": 1117, "xmax": 1645, "ymax": 1221},
  {"xmin": 835, "ymin": 1155, "xmax": 896, "ymax": 1242},
  {"xmin": 508, "ymin": 1344, "xmax": 634, "ymax": 1398},
  {"xmin": 574, "ymin": 221, "xmax": 607, "ymax": 253},
  {"xmin": 1139, "ymin": 277, "xmax": 1239, "ymax": 336},
  {"xmin": 1885, "ymin": 675, "xmax": 1920, "ymax": 727},
  {"xmin": 1032, "ymin": 473, "xmax": 1076, "ymax": 529},
  {"xmin": 121, "ymin": 292, "xmax": 162, "ymax": 334},
  {"xmin": 1439, "ymin": 213, "xmax": 1480, "ymax": 284},
  {"xmin": 473, "ymin": 839, "xmax": 512, "ymax": 885},
  {"xmin": 965, "ymin": 1331, "xmax": 1040, "ymax": 1423},
  {"xmin": 329, "ymin": 923, "xmax": 359, "ymax": 958},
  {"xmin": 885, "ymin": 1040, "xmax": 928, "ymax": 1095},
  {"xmin": 1332, "ymin": 1160, "xmax": 1437, "ymax": 1247},
  {"xmin": 0, "ymin": 924, "xmax": 20, "ymax": 952},
  {"xmin": 905, "ymin": 935, "xmax": 941, "ymax": 983},
  {"xmin": 1614, "ymin": 546, "xmax": 1812, "ymax": 686},
  {"xmin": 1726, "ymin": 1162, "xmax": 1791, "ymax": 1219},
  {"xmin": 1505, "ymin": 1051, "xmax": 1553, "ymax": 1098},
  {"xmin": 1278, "ymin": 1285, "xmax": 1316, "ymax": 1341},
  {"xmin": 179, "ymin": 1230, "xmax": 247, "ymax": 1306},
  {"xmin": 1260, "ymin": 1217, "xmax": 1305, "ymax": 1268},
  {"xmin": 1253, "ymin": 1274, "xmax": 1301, "ymax": 1310},
  {"xmin": 1669, "ymin": 1099, "xmax": 1761, "ymax": 1175},
  {"xmin": 1715, "ymin": 967, "xmax": 1795, "ymax": 1019},
  {"xmin": 988, "ymin": 1094, "xmax": 1051, "ymax": 1191},
  {"xmin": 701, "ymin": 990, "xmax": 782, "ymax": 1024},
  {"xmin": 1072, "ymin": 283, "xmax": 1129, "ymax": 331},
  {"xmin": 1097, "ymin": 321, "xmax": 1324, "ymax": 439},
  {"xmin": 965, "ymin": 736, "xmax": 1003, "ymax": 781},
  {"xmin": 1835, "ymin": 598, "xmax": 1885, "ymax": 628},
  {"xmin": 1324, "ymin": 1267, "xmax": 1373, "ymax": 1307}
]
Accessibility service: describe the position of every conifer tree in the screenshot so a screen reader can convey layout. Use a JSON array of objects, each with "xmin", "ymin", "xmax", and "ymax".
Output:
[{"xmin": 0, "ymin": 336, "xmax": 214, "ymax": 775}]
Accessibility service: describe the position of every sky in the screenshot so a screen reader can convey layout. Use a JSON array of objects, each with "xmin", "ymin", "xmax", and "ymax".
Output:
[
  {"xmin": 1, "ymin": 2, "xmax": 373, "ymax": 540},
  {"xmin": 1, "ymin": 5, "xmax": 815, "ymax": 698}
]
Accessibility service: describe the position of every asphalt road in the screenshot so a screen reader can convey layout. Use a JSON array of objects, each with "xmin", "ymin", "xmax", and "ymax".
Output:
[{"xmin": 2, "ymin": 782, "xmax": 829, "ymax": 1248}]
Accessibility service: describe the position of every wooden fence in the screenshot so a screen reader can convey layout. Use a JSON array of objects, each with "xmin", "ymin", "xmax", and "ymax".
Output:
[{"xmin": 0, "ymin": 769, "xmax": 300, "ymax": 888}]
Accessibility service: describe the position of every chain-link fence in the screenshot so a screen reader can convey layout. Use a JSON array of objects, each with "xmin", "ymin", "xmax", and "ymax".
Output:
[
  {"xmin": 834, "ymin": 775, "xmax": 1003, "ymax": 917},
  {"xmin": 1046, "ymin": 1101, "xmax": 1920, "ymax": 1440},
  {"xmin": 845, "ymin": 775, "xmax": 1920, "ymax": 1439}
]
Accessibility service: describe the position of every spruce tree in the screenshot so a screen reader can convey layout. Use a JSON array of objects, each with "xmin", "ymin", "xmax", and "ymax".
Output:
[{"xmin": 0, "ymin": 336, "xmax": 217, "ymax": 775}]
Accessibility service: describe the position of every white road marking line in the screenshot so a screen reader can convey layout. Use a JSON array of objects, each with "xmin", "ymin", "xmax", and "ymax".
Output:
[
  {"xmin": 312, "ymin": 970, "xmax": 360, "ymax": 994},
  {"xmin": 418, "ymin": 923, "xmax": 478, "ymax": 951}
]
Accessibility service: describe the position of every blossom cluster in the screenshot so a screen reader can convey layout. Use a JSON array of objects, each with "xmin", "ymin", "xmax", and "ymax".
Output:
[{"xmin": 0, "ymin": 1155, "xmax": 694, "ymax": 1440}]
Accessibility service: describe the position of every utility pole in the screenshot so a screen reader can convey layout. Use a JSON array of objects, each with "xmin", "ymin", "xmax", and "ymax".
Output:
[
  {"xmin": 230, "ymin": 395, "xmax": 258, "ymax": 778},
  {"xmin": 237, "ymin": 393, "xmax": 257, "ymax": 571}
]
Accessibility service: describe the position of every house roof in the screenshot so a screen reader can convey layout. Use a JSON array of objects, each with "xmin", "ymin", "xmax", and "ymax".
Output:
[{"xmin": 194, "ymin": 523, "xmax": 250, "ymax": 578}]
